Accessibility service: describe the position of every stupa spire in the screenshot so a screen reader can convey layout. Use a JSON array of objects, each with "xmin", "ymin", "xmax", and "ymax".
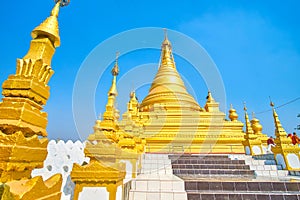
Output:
[
  {"xmin": 270, "ymin": 101, "xmax": 286, "ymax": 137},
  {"xmin": 31, "ymin": 1, "xmax": 61, "ymax": 48},
  {"xmin": 108, "ymin": 52, "xmax": 120, "ymax": 97},
  {"xmin": 244, "ymin": 103, "xmax": 254, "ymax": 134},
  {"xmin": 161, "ymin": 29, "xmax": 175, "ymax": 68},
  {"xmin": 140, "ymin": 29, "xmax": 201, "ymax": 111},
  {"xmin": 23, "ymin": 0, "xmax": 67, "ymax": 66},
  {"xmin": 101, "ymin": 52, "xmax": 121, "ymax": 129}
]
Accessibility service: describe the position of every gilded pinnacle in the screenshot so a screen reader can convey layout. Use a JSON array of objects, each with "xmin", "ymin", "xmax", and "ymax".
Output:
[
  {"xmin": 51, "ymin": 1, "xmax": 60, "ymax": 17},
  {"xmin": 243, "ymin": 102, "xmax": 247, "ymax": 111},
  {"xmin": 162, "ymin": 28, "xmax": 171, "ymax": 47},
  {"xmin": 31, "ymin": 1, "xmax": 61, "ymax": 47},
  {"xmin": 108, "ymin": 53, "xmax": 120, "ymax": 96},
  {"xmin": 130, "ymin": 91, "xmax": 136, "ymax": 99},
  {"xmin": 111, "ymin": 52, "xmax": 120, "ymax": 76},
  {"xmin": 206, "ymin": 91, "xmax": 215, "ymax": 102}
]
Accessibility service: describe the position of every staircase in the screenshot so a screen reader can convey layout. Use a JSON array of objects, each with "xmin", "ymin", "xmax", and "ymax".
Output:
[
  {"xmin": 127, "ymin": 154, "xmax": 187, "ymax": 200},
  {"xmin": 169, "ymin": 154, "xmax": 300, "ymax": 200}
]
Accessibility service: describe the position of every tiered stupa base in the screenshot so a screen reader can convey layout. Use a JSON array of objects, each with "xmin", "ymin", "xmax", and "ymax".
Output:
[{"xmin": 141, "ymin": 111, "xmax": 246, "ymax": 154}]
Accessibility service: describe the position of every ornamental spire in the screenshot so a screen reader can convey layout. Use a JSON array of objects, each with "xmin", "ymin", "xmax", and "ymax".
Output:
[
  {"xmin": 31, "ymin": 1, "xmax": 62, "ymax": 47},
  {"xmin": 161, "ymin": 28, "xmax": 175, "ymax": 68},
  {"xmin": 108, "ymin": 52, "xmax": 120, "ymax": 96},
  {"xmin": 270, "ymin": 101, "xmax": 286, "ymax": 137},
  {"xmin": 100, "ymin": 53, "xmax": 121, "ymax": 134},
  {"xmin": 244, "ymin": 102, "xmax": 254, "ymax": 134}
]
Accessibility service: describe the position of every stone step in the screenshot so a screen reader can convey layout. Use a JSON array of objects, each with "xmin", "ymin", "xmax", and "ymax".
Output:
[
  {"xmin": 172, "ymin": 159, "xmax": 245, "ymax": 165},
  {"xmin": 129, "ymin": 174, "xmax": 188, "ymax": 200},
  {"xmin": 168, "ymin": 154, "xmax": 300, "ymax": 200},
  {"xmin": 252, "ymin": 154, "xmax": 276, "ymax": 160},
  {"xmin": 184, "ymin": 181, "xmax": 300, "ymax": 192},
  {"xmin": 187, "ymin": 191, "xmax": 300, "ymax": 200},
  {"xmin": 173, "ymin": 169, "xmax": 255, "ymax": 176},
  {"xmin": 172, "ymin": 164, "xmax": 250, "ymax": 170}
]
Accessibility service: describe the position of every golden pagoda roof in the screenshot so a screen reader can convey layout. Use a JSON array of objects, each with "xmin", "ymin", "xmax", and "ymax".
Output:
[
  {"xmin": 31, "ymin": 1, "xmax": 61, "ymax": 47},
  {"xmin": 140, "ymin": 30, "xmax": 202, "ymax": 111}
]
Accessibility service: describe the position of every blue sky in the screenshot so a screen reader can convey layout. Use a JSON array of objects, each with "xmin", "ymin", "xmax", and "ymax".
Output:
[{"xmin": 0, "ymin": 0, "xmax": 299, "ymax": 141}]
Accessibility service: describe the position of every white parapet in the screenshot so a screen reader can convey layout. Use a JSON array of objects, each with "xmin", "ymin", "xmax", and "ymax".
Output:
[
  {"xmin": 31, "ymin": 140, "xmax": 90, "ymax": 200},
  {"xmin": 228, "ymin": 154, "xmax": 289, "ymax": 178}
]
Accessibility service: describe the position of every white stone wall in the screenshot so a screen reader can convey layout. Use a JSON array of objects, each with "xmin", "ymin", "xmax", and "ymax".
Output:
[
  {"xmin": 31, "ymin": 140, "xmax": 130, "ymax": 200},
  {"xmin": 32, "ymin": 140, "xmax": 90, "ymax": 200}
]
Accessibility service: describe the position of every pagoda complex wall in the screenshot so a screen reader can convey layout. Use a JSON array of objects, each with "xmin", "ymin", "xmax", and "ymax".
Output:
[{"xmin": 31, "ymin": 140, "xmax": 134, "ymax": 200}]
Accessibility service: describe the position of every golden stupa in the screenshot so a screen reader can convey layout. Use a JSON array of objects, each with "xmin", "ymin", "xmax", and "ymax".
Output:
[{"xmin": 116, "ymin": 32, "xmax": 247, "ymax": 154}]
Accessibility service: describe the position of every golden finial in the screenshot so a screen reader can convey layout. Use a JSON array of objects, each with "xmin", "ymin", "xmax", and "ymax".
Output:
[
  {"xmin": 130, "ymin": 91, "xmax": 136, "ymax": 99},
  {"xmin": 206, "ymin": 91, "xmax": 215, "ymax": 102},
  {"xmin": 108, "ymin": 52, "xmax": 120, "ymax": 96},
  {"xmin": 31, "ymin": 1, "xmax": 64, "ymax": 47},
  {"xmin": 111, "ymin": 52, "xmax": 120, "ymax": 76},
  {"xmin": 55, "ymin": 0, "xmax": 70, "ymax": 7},
  {"xmin": 269, "ymin": 96, "xmax": 275, "ymax": 107},
  {"xmin": 51, "ymin": 1, "xmax": 61, "ymax": 17},
  {"xmin": 162, "ymin": 28, "xmax": 172, "ymax": 47},
  {"xmin": 160, "ymin": 29, "xmax": 175, "ymax": 69},
  {"xmin": 229, "ymin": 104, "xmax": 238, "ymax": 121},
  {"xmin": 243, "ymin": 102, "xmax": 247, "ymax": 111}
]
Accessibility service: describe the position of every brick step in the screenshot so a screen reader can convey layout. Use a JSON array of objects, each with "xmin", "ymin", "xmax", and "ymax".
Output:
[
  {"xmin": 172, "ymin": 159, "xmax": 245, "ymax": 165},
  {"xmin": 173, "ymin": 169, "xmax": 255, "ymax": 176},
  {"xmin": 170, "ymin": 157, "xmax": 234, "ymax": 161},
  {"xmin": 184, "ymin": 181, "xmax": 300, "ymax": 192},
  {"xmin": 172, "ymin": 164, "xmax": 250, "ymax": 170},
  {"xmin": 169, "ymin": 155, "xmax": 230, "ymax": 159},
  {"xmin": 187, "ymin": 191, "xmax": 300, "ymax": 200}
]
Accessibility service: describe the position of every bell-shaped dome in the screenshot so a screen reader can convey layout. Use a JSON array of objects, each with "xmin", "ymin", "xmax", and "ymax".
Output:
[{"xmin": 140, "ymin": 31, "xmax": 201, "ymax": 112}]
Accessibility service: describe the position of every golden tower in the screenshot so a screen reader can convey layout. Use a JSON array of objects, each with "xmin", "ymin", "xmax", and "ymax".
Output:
[
  {"xmin": 0, "ymin": 2, "xmax": 61, "ymax": 137},
  {"xmin": 271, "ymin": 101, "xmax": 300, "ymax": 170},
  {"xmin": 0, "ymin": 1, "xmax": 66, "ymax": 199}
]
